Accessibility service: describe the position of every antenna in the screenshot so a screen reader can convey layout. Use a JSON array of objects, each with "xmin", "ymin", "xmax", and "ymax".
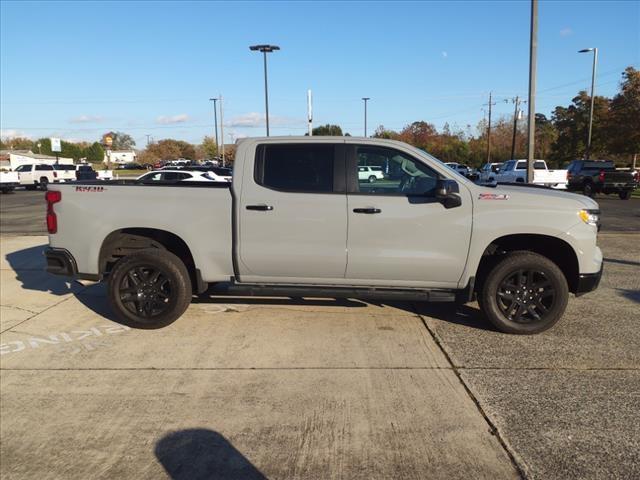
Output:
[{"xmin": 307, "ymin": 90, "xmax": 313, "ymax": 136}]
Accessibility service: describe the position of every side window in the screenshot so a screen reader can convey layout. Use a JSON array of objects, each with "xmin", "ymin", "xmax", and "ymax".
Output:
[
  {"xmin": 256, "ymin": 144, "xmax": 335, "ymax": 193},
  {"xmin": 36, "ymin": 164, "xmax": 52, "ymax": 171},
  {"xmin": 162, "ymin": 172, "xmax": 180, "ymax": 181},
  {"xmin": 15, "ymin": 165, "xmax": 30, "ymax": 172},
  {"xmin": 354, "ymin": 146, "xmax": 439, "ymax": 196},
  {"xmin": 179, "ymin": 173, "xmax": 192, "ymax": 180},
  {"xmin": 142, "ymin": 172, "xmax": 162, "ymax": 182}
]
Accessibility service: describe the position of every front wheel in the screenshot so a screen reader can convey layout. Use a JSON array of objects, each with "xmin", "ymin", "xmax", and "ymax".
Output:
[
  {"xmin": 39, "ymin": 177, "xmax": 49, "ymax": 190},
  {"xmin": 107, "ymin": 249, "xmax": 192, "ymax": 329},
  {"xmin": 480, "ymin": 251, "xmax": 568, "ymax": 334},
  {"xmin": 368, "ymin": 175, "xmax": 377, "ymax": 183},
  {"xmin": 619, "ymin": 190, "xmax": 632, "ymax": 200}
]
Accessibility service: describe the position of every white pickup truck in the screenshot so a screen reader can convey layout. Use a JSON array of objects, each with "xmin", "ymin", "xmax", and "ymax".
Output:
[
  {"xmin": 44, "ymin": 137, "xmax": 603, "ymax": 334},
  {"xmin": 14, "ymin": 163, "xmax": 59, "ymax": 189},
  {"xmin": 495, "ymin": 159, "xmax": 567, "ymax": 189},
  {"xmin": 0, "ymin": 170, "xmax": 20, "ymax": 193}
]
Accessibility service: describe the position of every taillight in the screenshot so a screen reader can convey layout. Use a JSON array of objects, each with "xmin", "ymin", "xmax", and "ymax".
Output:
[
  {"xmin": 567, "ymin": 171, "xmax": 572, "ymax": 181},
  {"xmin": 45, "ymin": 190, "xmax": 61, "ymax": 234},
  {"xmin": 53, "ymin": 171, "xmax": 57, "ymax": 178},
  {"xmin": 598, "ymin": 170, "xmax": 605, "ymax": 182}
]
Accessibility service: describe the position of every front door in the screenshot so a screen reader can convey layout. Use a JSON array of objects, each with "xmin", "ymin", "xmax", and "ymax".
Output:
[
  {"xmin": 345, "ymin": 144, "xmax": 472, "ymax": 288},
  {"xmin": 238, "ymin": 142, "xmax": 348, "ymax": 284}
]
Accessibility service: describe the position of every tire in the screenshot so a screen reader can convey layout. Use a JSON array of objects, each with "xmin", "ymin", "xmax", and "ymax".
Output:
[
  {"xmin": 583, "ymin": 182, "xmax": 594, "ymax": 197},
  {"xmin": 39, "ymin": 177, "xmax": 49, "ymax": 190},
  {"xmin": 368, "ymin": 175, "xmax": 377, "ymax": 183},
  {"xmin": 619, "ymin": 190, "xmax": 632, "ymax": 200},
  {"xmin": 107, "ymin": 249, "xmax": 192, "ymax": 329},
  {"xmin": 480, "ymin": 251, "xmax": 569, "ymax": 334}
]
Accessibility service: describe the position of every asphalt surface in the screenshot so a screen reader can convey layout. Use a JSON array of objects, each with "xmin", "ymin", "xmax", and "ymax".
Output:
[{"xmin": 1, "ymin": 189, "xmax": 639, "ymax": 235}]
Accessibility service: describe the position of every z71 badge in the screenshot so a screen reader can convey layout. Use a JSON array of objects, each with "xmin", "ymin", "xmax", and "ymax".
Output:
[{"xmin": 478, "ymin": 193, "xmax": 509, "ymax": 200}]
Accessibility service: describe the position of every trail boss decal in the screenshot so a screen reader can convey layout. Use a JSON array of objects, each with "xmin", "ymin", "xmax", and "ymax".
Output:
[
  {"xmin": 479, "ymin": 193, "xmax": 509, "ymax": 200},
  {"xmin": 75, "ymin": 186, "xmax": 104, "ymax": 192}
]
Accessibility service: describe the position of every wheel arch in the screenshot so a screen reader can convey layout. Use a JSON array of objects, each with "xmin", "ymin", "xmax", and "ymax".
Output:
[
  {"xmin": 474, "ymin": 233, "xmax": 580, "ymax": 294},
  {"xmin": 99, "ymin": 228, "xmax": 202, "ymax": 292}
]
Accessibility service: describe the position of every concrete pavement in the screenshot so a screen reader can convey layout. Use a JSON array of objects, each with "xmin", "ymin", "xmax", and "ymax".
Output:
[{"xmin": 1, "ymin": 235, "xmax": 518, "ymax": 479}]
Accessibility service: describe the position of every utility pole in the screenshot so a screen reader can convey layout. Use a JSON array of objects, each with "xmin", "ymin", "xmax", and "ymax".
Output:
[
  {"xmin": 219, "ymin": 94, "xmax": 225, "ymax": 167},
  {"xmin": 526, "ymin": 0, "xmax": 538, "ymax": 183},
  {"xmin": 485, "ymin": 92, "xmax": 496, "ymax": 163},
  {"xmin": 209, "ymin": 97, "xmax": 219, "ymax": 155},
  {"xmin": 506, "ymin": 96, "xmax": 526, "ymax": 160},
  {"xmin": 362, "ymin": 97, "xmax": 370, "ymax": 137},
  {"xmin": 145, "ymin": 134, "xmax": 151, "ymax": 147},
  {"xmin": 307, "ymin": 90, "xmax": 313, "ymax": 136}
]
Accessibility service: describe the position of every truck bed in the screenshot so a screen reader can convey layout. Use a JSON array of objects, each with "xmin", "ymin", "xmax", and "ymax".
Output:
[{"xmin": 48, "ymin": 181, "xmax": 234, "ymax": 281}]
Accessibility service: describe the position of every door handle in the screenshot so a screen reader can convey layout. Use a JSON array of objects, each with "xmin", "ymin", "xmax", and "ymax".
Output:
[
  {"xmin": 353, "ymin": 207, "xmax": 381, "ymax": 214},
  {"xmin": 246, "ymin": 204, "xmax": 274, "ymax": 211}
]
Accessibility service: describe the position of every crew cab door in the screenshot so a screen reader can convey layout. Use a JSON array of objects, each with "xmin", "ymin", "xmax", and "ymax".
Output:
[
  {"xmin": 345, "ymin": 144, "xmax": 472, "ymax": 288},
  {"xmin": 238, "ymin": 142, "xmax": 348, "ymax": 283}
]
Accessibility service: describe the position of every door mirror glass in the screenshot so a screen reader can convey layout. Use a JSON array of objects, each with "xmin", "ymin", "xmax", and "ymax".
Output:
[{"xmin": 435, "ymin": 179, "xmax": 462, "ymax": 208}]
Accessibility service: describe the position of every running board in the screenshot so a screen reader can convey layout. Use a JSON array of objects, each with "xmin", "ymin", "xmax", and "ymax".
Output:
[{"xmin": 211, "ymin": 282, "xmax": 456, "ymax": 303}]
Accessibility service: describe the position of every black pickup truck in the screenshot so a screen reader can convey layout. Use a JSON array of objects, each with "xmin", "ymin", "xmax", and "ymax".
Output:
[{"xmin": 566, "ymin": 160, "xmax": 638, "ymax": 200}]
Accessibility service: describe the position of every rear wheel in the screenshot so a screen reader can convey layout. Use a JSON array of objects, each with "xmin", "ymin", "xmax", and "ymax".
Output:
[
  {"xmin": 480, "ymin": 251, "xmax": 568, "ymax": 334},
  {"xmin": 583, "ymin": 182, "xmax": 594, "ymax": 197},
  {"xmin": 107, "ymin": 249, "xmax": 192, "ymax": 329},
  {"xmin": 619, "ymin": 190, "xmax": 632, "ymax": 200},
  {"xmin": 368, "ymin": 175, "xmax": 377, "ymax": 183},
  {"xmin": 39, "ymin": 177, "xmax": 49, "ymax": 190}
]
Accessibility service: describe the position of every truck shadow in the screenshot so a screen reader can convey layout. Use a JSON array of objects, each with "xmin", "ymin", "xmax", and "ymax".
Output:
[{"xmin": 155, "ymin": 428, "xmax": 267, "ymax": 480}]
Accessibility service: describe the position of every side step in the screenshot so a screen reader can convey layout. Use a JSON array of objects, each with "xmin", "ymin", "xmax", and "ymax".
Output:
[{"xmin": 211, "ymin": 282, "xmax": 456, "ymax": 303}]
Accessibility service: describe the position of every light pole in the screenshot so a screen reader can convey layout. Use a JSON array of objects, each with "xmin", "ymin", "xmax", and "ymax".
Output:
[
  {"xmin": 526, "ymin": 0, "xmax": 538, "ymax": 184},
  {"xmin": 209, "ymin": 97, "xmax": 219, "ymax": 156},
  {"xmin": 579, "ymin": 47, "xmax": 598, "ymax": 160},
  {"xmin": 362, "ymin": 97, "xmax": 370, "ymax": 137},
  {"xmin": 249, "ymin": 44, "xmax": 280, "ymax": 136}
]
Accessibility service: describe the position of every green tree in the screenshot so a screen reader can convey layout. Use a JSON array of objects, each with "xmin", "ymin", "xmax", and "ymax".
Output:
[
  {"xmin": 198, "ymin": 136, "xmax": 218, "ymax": 159},
  {"xmin": 312, "ymin": 124, "xmax": 343, "ymax": 136},
  {"xmin": 83, "ymin": 142, "xmax": 105, "ymax": 164},
  {"xmin": 111, "ymin": 131, "xmax": 136, "ymax": 150},
  {"xmin": 373, "ymin": 125, "xmax": 399, "ymax": 139},
  {"xmin": 607, "ymin": 67, "xmax": 640, "ymax": 157}
]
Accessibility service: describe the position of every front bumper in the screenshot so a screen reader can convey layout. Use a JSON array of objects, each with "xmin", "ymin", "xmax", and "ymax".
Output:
[{"xmin": 575, "ymin": 264, "xmax": 603, "ymax": 297}]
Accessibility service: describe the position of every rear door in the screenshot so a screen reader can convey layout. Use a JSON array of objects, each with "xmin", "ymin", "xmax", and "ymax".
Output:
[
  {"xmin": 238, "ymin": 142, "xmax": 348, "ymax": 283},
  {"xmin": 344, "ymin": 144, "xmax": 472, "ymax": 287}
]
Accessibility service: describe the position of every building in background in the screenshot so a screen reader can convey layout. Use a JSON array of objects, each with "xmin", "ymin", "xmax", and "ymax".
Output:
[
  {"xmin": 104, "ymin": 150, "xmax": 137, "ymax": 165},
  {"xmin": 1, "ymin": 150, "xmax": 74, "ymax": 170}
]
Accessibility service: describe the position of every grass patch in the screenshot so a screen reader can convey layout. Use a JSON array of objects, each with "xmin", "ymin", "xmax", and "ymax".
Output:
[{"xmin": 113, "ymin": 169, "xmax": 148, "ymax": 177}]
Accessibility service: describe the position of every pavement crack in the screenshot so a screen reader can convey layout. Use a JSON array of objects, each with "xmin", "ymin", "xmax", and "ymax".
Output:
[
  {"xmin": 412, "ymin": 304, "xmax": 528, "ymax": 480},
  {"xmin": 0, "ymin": 304, "xmax": 40, "ymax": 315}
]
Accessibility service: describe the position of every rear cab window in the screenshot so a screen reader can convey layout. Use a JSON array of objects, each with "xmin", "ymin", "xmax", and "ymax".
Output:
[{"xmin": 255, "ymin": 144, "xmax": 339, "ymax": 193}]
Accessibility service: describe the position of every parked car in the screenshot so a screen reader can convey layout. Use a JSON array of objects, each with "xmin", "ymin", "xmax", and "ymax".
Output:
[
  {"xmin": 0, "ymin": 170, "xmax": 20, "ymax": 193},
  {"xmin": 183, "ymin": 166, "xmax": 233, "ymax": 181},
  {"xmin": 14, "ymin": 163, "xmax": 58, "ymax": 190},
  {"xmin": 495, "ymin": 159, "xmax": 567, "ymax": 189},
  {"xmin": 566, "ymin": 160, "xmax": 637, "ymax": 200},
  {"xmin": 445, "ymin": 163, "xmax": 479, "ymax": 181},
  {"xmin": 358, "ymin": 165, "xmax": 385, "ymax": 182},
  {"xmin": 136, "ymin": 170, "xmax": 224, "ymax": 183},
  {"xmin": 45, "ymin": 137, "xmax": 602, "ymax": 335},
  {"xmin": 478, "ymin": 162, "xmax": 504, "ymax": 183},
  {"xmin": 117, "ymin": 163, "xmax": 145, "ymax": 170}
]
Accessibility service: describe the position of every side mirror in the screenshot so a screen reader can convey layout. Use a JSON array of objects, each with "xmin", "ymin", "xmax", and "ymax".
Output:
[{"xmin": 435, "ymin": 179, "xmax": 462, "ymax": 209}]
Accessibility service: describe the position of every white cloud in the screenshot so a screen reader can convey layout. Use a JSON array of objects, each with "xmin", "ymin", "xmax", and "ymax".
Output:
[
  {"xmin": 226, "ymin": 112, "xmax": 306, "ymax": 128},
  {"xmin": 0, "ymin": 129, "xmax": 31, "ymax": 140},
  {"xmin": 69, "ymin": 114, "xmax": 104, "ymax": 123},
  {"xmin": 441, "ymin": 51, "xmax": 448, "ymax": 58},
  {"xmin": 560, "ymin": 27, "xmax": 573, "ymax": 37},
  {"xmin": 156, "ymin": 113, "xmax": 190, "ymax": 124}
]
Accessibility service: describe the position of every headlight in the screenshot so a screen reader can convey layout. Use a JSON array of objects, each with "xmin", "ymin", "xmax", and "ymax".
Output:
[{"xmin": 579, "ymin": 209, "xmax": 600, "ymax": 227}]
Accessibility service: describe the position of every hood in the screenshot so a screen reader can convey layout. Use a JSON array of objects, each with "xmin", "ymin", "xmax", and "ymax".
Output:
[{"xmin": 475, "ymin": 183, "xmax": 599, "ymax": 210}]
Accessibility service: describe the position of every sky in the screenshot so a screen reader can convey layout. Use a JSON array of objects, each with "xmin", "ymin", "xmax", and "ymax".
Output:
[{"xmin": 1, "ymin": 0, "xmax": 639, "ymax": 147}]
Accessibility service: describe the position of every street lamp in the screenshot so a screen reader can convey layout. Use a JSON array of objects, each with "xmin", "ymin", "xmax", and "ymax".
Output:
[
  {"xmin": 209, "ymin": 97, "xmax": 219, "ymax": 155},
  {"xmin": 362, "ymin": 97, "xmax": 370, "ymax": 137},
  {"xmin": 579, "ymin": 47, "xmax": 598, "ymax": 160},
  {"xmin": 249, "ymin": 44, "xmax": 280, "ymax": 136}
]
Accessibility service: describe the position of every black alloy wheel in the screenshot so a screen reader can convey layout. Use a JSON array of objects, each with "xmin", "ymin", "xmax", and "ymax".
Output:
[
  {"xmin": 118, "ymin": 264, "xmax": 172, "ymax": 320},
  {"xmin": 496, "ymin": 269, "xmax": 555, "ymax": 323}
]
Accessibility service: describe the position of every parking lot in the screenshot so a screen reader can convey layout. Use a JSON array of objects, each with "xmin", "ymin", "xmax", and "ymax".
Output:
[{"xmin": 1, "ymin": 189, "xmax": 639, "ymax": 479}]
